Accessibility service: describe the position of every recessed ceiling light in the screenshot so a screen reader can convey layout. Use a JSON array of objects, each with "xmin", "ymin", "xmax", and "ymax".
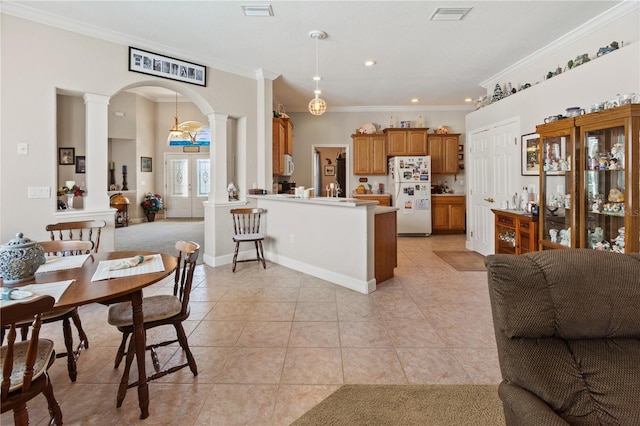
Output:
[
  {"xmin": 429, "ymin": 7, "xmax": 472, "ymax": 21},
  {"xmin": 464, "ymin": 98, "xmax": 473, "ymax": 102},
  {"xmin": 364, "ymin": 60, "xmax": 376, "ymax": 67},
  {"xmin": 241, "ymin": 4, "xmax": 273, "ymax": 17},
  {"xmin": 411, "ymin": 98, "xmax": 419, "ymax": 103}
]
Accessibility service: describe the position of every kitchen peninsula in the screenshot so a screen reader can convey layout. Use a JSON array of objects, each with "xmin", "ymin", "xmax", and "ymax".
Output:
[{"xmin": 247, "ymin": 195, "xmax": 397, "ymax": 294}]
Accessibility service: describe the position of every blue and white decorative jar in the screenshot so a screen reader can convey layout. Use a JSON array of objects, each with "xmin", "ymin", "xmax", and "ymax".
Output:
[{"xmin": 0, "ymin": 233, "xmax": 45, "ymax": 285}]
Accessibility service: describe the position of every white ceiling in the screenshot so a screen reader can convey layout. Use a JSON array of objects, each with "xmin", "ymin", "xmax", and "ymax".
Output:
[{"xmin": 3, "ymin": 1, "xmax": 626, "ymax": 110}]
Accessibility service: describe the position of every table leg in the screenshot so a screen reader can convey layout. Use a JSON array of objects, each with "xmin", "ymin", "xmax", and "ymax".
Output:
[{"xmin": 131, "ymin": 290, "xmax": 149, "ymax": 419}]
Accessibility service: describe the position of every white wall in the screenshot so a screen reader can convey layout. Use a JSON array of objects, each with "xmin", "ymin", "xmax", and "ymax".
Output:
[
  {"xmin": 0, "ymin": 14, "xmax": 260, "ymax": 248},
  {"xmin": 466, "ymin": 17, "xmax": 639, "ymax": 249}
]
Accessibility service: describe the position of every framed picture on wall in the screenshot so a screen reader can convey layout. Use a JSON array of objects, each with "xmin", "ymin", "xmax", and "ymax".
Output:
[
  {"xmin": 128, "ymin": 46, "xmax": 206, "ymax": 87},
  {"xmin": 75, "ymin": 156, "xmax": 86, "ymax": 173},
  {"xmin": 141, "ymin": 157, "xmax": 153, "ymax": 172},
  {"xmin": 521, "ymin": 133, "xmax": 540, "ymax": 176},
  {"xmin": 324, "ymin": 165, "xmax": 335, "ymax": 176},
  {"xmin": 59, "ymin": 148, "xmax": 75, "ymax": 165}
]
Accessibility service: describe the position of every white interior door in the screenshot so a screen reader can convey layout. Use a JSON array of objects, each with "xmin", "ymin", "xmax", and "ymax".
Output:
[
  {"xmin": 468, "ymin": 120, "xmax": 519, "ymax": 255},
  {"xmin": 165, "ymin": 153, "xmax": 210, "ymax": 218}
]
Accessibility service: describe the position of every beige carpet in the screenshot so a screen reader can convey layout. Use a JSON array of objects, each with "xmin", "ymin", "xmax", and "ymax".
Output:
[
  {"xmin": 434, "ymin": 250, "xmax": 487, "ymax": 271},
  {"xmin": 291, "ymin": 384, "xmax": 504, "ymax": 426},
  {"xmin": 114, "ymin": 219, "xmax": 205, "ymax": 264}
]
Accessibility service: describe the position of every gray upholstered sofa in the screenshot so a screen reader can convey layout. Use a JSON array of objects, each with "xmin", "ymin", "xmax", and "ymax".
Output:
[{"xmin": 485, "ymin": 249, "xmax": 640, "ymax": 425}]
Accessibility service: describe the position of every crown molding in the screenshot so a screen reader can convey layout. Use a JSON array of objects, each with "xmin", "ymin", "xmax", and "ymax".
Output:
[
  {"xmin": 479, "ymin": 0, "xmax": 640, "ymax": 89},
  {"xmin": 0, "ymin": 1, "xmax": 259, "ymax": 81},
  {"xmin": 286, "ymin": 105, "xmax": 475, "ymax": 113}
]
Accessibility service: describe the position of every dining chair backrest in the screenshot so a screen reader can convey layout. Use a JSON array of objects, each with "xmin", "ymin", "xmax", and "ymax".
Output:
[
  {"xmin": 174, "ymin": 241, "xmax": 200, "ymax": 316},
  {"xmin": 46, "ymin": 220, "xmax": 106, "ymax": 253},
  {"xmin": 230, "ymin": 208, "xmax": 264, "ymax": 236},
  {"xmin": 1, "ymin": 295, "xmax": 55, "ymax": 399},
  {"xmin": 38, "ymin": 240, "xmax": 94, "ymax": 256}
]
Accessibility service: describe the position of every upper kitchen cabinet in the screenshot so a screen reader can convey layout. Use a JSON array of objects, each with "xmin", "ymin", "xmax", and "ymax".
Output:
[
  {"xmin": 575, "ymin": 104, "xmax": 639, "ymax": 254},
  {"xmin": 273, "ymin": 117, "xmax": 293, "ymax": 176},
  {"xmin": 352, "ymin": 134, "xmax": 387, "ymax": 175},
  {"xmin": 428, "ymin": 134, "xmax": 460, "ymax": 174},
  {"xmin": 385, "ymin": 129, "xmax": 428, "ymax": 156}
]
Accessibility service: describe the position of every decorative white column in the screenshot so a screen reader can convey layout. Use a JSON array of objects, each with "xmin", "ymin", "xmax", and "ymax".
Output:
[
  {"xmin": 208, "ymin": 112, "xmax": 229, "ymax": 203},
  {"xmin": 256, "ymin": 69, "xmax": 279, "ymax": 191},
  {"xmin": 83, "ymin": 93, "xmax": 110, "ymax": 210}
]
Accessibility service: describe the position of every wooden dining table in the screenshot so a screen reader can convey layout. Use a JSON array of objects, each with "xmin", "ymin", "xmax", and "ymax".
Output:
[{"xmin": 30, "ymin": 250, "xmax": 177, "ymax": 420}]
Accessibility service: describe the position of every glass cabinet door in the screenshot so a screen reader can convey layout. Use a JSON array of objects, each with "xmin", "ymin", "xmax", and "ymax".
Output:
[
  {"xmin": 536, "ymin": 121, "xmax": 578, "ymax": 250},
  {"xmin": 582, "ymin": 126, "xmax": 626, "ymax": 252},
  {"xmin": 576, "ymin": 104, "xmax": 640, "ymax": 254}
]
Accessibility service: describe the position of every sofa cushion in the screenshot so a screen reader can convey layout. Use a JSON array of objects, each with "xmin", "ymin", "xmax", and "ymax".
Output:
[
  {"xmin": 487, "ymin": 250, "xmax": 640, "ymax": 425},
  {"xmin": 486, "ymin": 250, "xmax": 640, "ymax": 339}
]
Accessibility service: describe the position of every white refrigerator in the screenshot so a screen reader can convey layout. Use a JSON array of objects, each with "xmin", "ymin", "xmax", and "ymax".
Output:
[{"xmin": 388, "ymin": 156, "xmax": 432, "ymax": 236}]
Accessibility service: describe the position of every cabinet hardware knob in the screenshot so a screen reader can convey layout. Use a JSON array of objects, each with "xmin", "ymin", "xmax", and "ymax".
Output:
[{"xmin": 484, "ymin": 198, "xmax": 495, "ymax": 203}]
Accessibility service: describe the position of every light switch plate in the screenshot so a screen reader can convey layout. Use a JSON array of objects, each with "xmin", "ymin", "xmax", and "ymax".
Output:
[
  {"xmin": 27, "ymin": 187, "xmax": 50, "ymax": 198},
  {"xmin": 17, "ymin": 143, "xmax": 28, "ymax": 155}
]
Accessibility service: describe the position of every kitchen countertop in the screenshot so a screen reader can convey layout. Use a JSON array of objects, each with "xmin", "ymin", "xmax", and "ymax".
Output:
[
  {"xmin": 248, "ymin": 194, "xmax": 378, "ymax": 207},
  {"xmin": 352, "ymin": 193, "xmax": 391, "ymax": 197},
  {"xmin": 373, "ymin": 206, "xmax": 398, "ymax": 214},
  {"xmin": 431, "ymin": 193, "xmax": 464, "ymax": 197}
]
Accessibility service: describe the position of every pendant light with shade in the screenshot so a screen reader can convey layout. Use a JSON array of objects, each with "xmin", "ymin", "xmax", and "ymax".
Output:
[{"xmin": 308, "ymin": 30, "xmax": 327, "ymax": 116}]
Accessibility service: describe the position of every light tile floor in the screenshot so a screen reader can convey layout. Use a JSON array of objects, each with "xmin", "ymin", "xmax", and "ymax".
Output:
[{"xmin": 3, "ymin": 234, "xmax": 501, "ymax": 425}]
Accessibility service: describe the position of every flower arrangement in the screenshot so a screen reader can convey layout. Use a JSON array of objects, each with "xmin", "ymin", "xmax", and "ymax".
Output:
[
  {"xmin": 140, "ymin": 193, "xmax": 163, "ymax": 214},
  {"xmin": 57, "ymin": 185, "xmax": 85, "ymax": 197}
]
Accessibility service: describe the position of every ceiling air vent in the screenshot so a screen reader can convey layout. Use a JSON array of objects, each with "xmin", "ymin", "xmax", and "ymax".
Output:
[
  {"xmin": 429, "ymin": 7, "xmax": 472, "ymax": 21},
  {"xmin": 241, "ymin": 4, "xmax": 274, "ymax": 17}
]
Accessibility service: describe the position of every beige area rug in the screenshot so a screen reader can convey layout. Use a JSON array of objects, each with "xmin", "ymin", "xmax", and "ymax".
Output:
[
  {"xmin": 434, "ymin": 250, "xmax": 487, "ymax": 271},
  {"xmin": 114, "ymin": 219, "xmax": 205, "ymax": 264},
  {"xmin": 291, "ymin": 384, "xmax": 504, "ymax": 426}
]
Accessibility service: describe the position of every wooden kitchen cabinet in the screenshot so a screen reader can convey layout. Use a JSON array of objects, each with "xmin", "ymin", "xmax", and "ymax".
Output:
[
  {"xmin": 385, "ymin": 129, "xmax": 428, "ymax": 156},
  {"xmin": 428, "ymin": 134, "xmax": 460, "ymax": 174},
  {"xmin": 492, "ymin": 209, "xmax": 538, "ymax": 254},
  {"xmin": 273, "ymin": 117, "xmax": 293, "ymax": 176},
  {"xmin": 432, "ymin": 196, "xmax": 465, "ymax": 233},
  {"xmin": 352, "ymin": 134, "xmax": 387, "ymax": 175}
]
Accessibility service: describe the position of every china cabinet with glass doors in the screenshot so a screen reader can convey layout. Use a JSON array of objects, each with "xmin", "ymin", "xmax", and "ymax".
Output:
[
  {"xmin": 574, "ymin": 104, "xmax": 639, "ymax": 254},
  {"xmin": 536, "ymin": 119, "xmax": 579, "ymax": 250}
]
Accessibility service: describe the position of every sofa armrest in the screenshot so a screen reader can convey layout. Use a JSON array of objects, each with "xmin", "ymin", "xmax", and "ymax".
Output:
[{"xmin": 499, "ymin": 382, "xmax": 569, "ymax": 426}]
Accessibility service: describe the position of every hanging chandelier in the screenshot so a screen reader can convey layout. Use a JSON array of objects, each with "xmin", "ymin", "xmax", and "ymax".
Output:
[
  {"xmin": 308, "ymin": 30, "xmax": 327, "ymax": 116},
  {"xmin": 169, "ymin": 91, "xmax": 182, "ymax": 134}
]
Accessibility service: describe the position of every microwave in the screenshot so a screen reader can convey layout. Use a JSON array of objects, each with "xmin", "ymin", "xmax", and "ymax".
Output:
[{"xmin": 283, "ymin": 154, "xmax": 294, "ymax": 176}]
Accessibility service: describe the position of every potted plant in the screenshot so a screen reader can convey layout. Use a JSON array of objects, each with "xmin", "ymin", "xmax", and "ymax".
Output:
[
  {"xmin": 140, "ymin": 193, "xmax": 163, "ymax": 222},
  {"xmin": 57, "ymin": 184, "xmax": 85, "ymax": 209}
]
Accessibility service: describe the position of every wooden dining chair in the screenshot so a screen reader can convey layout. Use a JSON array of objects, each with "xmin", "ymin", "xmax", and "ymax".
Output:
[
  {"xmin": 107, "ymin": 241, "xmax": 200, "ymax": 406},
  {"xmin": 46, "ymin": 219, "xmax": 106, "ymax": 253},
  {"xmin": 230, "ymin": 208, "xmax": 266, "ymax": 272},
  {"xmin": 7, "ymin": 239, "xmax": 96, "ymax": 384},
  {"xmin": 1, "ymin": 295, "xmax": 63, "ymax": 426}
]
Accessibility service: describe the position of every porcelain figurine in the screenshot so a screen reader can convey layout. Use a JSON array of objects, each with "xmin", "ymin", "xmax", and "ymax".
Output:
[
  {"xmin": 611, "ymin": 143, "xmax": 624, "ymax": 168},
  {"xmin": 608, "ymin": 188, "xmax": 624, "ymax": 203}
]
